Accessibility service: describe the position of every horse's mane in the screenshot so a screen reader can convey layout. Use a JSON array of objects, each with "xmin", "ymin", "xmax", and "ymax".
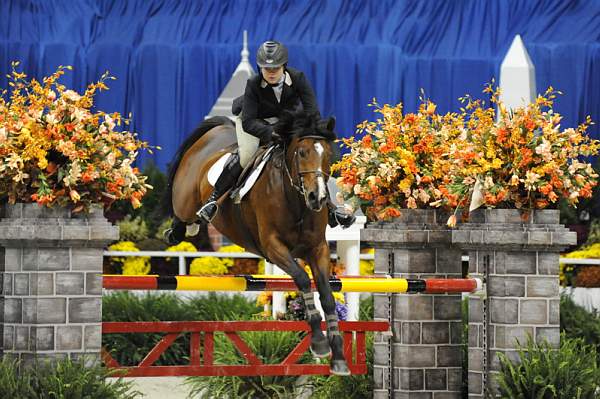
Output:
[
  {"xmin": 163, "ymin": 116, "xmax": 234, "ymax": 216},
  {"xmin": 274, "ymin": 110, "xmax": 336, "ymax": 141}
]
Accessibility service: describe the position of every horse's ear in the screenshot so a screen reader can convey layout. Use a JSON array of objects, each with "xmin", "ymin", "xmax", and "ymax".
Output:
[{"xmin": 327, "ymin": 116, "xmax": 336, "ymax": 132}]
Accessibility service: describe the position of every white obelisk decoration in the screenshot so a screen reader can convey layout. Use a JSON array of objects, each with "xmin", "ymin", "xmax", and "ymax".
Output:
[
  {"xmin": 499, "ymin": 34, "xmax": 536, "ymax": 110},
  {"xmin": 470, "ymin": 35, "xmax": 537, "ymax": 212}
]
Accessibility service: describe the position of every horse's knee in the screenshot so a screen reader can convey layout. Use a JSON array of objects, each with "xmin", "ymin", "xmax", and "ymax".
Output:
[{"xmin": 289, "ymin": 268, "xmax": 311, "ymax": 292}]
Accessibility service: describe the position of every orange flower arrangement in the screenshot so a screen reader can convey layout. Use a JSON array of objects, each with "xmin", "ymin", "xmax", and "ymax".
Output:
[
  {"xmin": 333, "ymin": 85, "xmax": 599, "ymax": 222},
  {"xmin": 332, "ymin": 95, "xmax": 464, "ymax": 221},
  {"xmin": 0, "ymin": 62, "xmax": 157, "ymax": 212},
  {"xmin": 447, "ymin": 84, "xmax": 599, "ymax": 211}
]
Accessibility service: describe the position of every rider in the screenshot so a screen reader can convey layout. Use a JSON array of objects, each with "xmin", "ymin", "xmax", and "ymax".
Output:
[{"xmin": 197, "ymin": 40, "xmax": 355, "ymax": 228}]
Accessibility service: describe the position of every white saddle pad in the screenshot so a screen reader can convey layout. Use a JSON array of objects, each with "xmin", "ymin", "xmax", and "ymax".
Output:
[
  {"xmin": 207, "ymin": 152, "xmax": 232, "ymax": 187},
  {"xmin": 238, "ymin": 146, "xmax": 276, "ymax": 200}
]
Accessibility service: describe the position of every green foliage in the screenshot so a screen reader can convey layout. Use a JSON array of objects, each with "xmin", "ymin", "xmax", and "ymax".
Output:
[
  {"xmin": 155, "ymin": 217, "xmax": 173, "ymax": 241},
  {"xmin": 560, "ymin": 294, "xmax": 600, "ymax": 357},
  {"xmin": 117, "ymin": 215, "xmax": 149, "ymax": 242},
  {"xmin": 495, "ymin": 334, "xmax": 600, "ymax": 399},
  {"xmin": 102, "ymin": 292, "xmax": 262, "ymax": 366},
  {"xmin": 184, "ymin": 330, "xmax": 312, "ymax": 399},
  {"xmin": 0, "ymin": 357, "xmax": 140, "ymax": 399},
  {"xmin": 111, "ymin": 161, "xmax": 168, "ymax": 238},
  {"xmin": 587, "ymin": 219, "xmax": 600, "ymax": 245}
]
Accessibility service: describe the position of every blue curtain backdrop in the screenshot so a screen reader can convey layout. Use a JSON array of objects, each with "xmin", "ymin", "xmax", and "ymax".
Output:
[{"xmin": 1, "ymin": 0, "xmax": 599, "ymax": 170}]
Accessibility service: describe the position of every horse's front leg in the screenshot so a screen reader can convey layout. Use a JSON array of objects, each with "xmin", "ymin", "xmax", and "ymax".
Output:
[
  {"xmin": 261, "ymin": 236, "xmax": 330, "ymax": 357},
  {"xmin": 307, "ymin": 241, "xmax": 350, "ymax": 375}
]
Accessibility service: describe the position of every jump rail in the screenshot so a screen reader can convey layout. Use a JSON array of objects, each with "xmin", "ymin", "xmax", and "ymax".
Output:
[
  {"xmin": 102, "ymin": 320, "xmax": 390, "ymax": 377},
  {"xmin": 102, "ymin": 274, "xmax": 483, "ymax": 293}
]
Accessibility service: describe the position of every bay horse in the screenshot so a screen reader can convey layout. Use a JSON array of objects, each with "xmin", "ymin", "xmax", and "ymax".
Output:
[{"xmin": 165, "ymin": 112, "xmax": 350, "ymax": 375}]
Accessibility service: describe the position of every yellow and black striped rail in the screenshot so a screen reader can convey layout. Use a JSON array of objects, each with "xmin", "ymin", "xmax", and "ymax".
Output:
[{"xmin": 103, "ymin": 275, "xmax": 482, "ymax": 294}]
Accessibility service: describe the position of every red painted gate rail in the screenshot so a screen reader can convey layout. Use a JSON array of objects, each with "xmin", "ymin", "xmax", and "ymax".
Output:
[{"xmin": 102, "ymin": 320, "xmax": 390, "ymax": 377}]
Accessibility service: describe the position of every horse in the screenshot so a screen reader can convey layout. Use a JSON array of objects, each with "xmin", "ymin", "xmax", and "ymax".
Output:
[{"xmin": 164, "ymin": 112, "xmax": 350, "ymax": 375}]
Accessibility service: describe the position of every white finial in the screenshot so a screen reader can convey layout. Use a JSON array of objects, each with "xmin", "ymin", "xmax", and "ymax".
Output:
[
  {"xmin": 241, "ymin": 30, "xmax": 249, "ymax": 63},
  {"xmin": 499, "ymin": 34, "xmax": 537, "ymax": 110}
]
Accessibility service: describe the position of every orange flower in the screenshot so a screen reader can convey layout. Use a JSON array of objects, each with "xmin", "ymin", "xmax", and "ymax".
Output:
[
  {"xmin": 535, "ymin": 199, "xmax": 549, "ymax": 208},
  {"xmin": 550, "ymin": 175, "xmax": 563, "ymax": 189},
  {"xmin": 446, "ymin": 214, "xmax": 457, "ymax": 228},
  {"xmin": 404, "ymin": 114, "xmax": 416, "ymax": 124},
  {"xmin": 496, "ymin": 127, "xmax": 508, "ymax": 144},
  {"xmin": 539, "ymin": 183, "xmax": 553, "ymax": 195},
  {"xmin": 373, "ymin": 196, "xmax": 388, "ymax": 206},
  {"xmin": 46, "ymin": 162, "xmax": 58, "ymax": 174},
  {"xmin": 81, "ymin": 172, "xmax": 95, "ymax": 183},
  {"xmin": 106, "ymin": 182, "xmax": 119, "ymax": 194},
  {"xmin": 385, "ymin": 208, "xmax": 402, "ymax": 218},
  {"xmin": 524, "ymin": 118, "xmax": 536, "ymax": 131},
  {"xmin": 361, "ymin": 135, "xmax": 372, "ymax": 148},
  {"xmin": 420, "ymin": 175, "xmax": 433, "ymax": 184},
  {"xmin": 484, "ymin": 192, "xmax": 498, "ymax": 205},
  {"xmin": 580, "ymin": 183, "xmax": 593, "ymax": 198}
]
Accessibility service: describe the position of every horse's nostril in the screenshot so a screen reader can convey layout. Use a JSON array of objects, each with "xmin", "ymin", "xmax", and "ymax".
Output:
[{"xmin": 308, "ymin": 192, "xmax": 317, "ymax": 201}]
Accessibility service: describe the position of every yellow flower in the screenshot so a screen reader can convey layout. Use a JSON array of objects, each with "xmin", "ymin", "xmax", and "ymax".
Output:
[
  {"xmin": 217, "ymin": 244, "xmax": 244, "ymax": 268},
  {"xmin": 285, "ymin": 291, "xmax": 298, "ymax": 299},
  {"xmin": 37, "ymin": 157, "xmax": 48, "ymax": 169},
  {"xmin": 166, "ymin": 241, "xmax": 197, "ymax": 252},
  {"xmin": 122, "ymin": 257, "xmax": 151, "ymax": 275},
  {"xmin": 332, "ymin": 292, "xmax": 345, "ymax": 304},
  {"xmin": 256, "ymin": 291, "xmax": 273, "ymax": 306},
  {"xmin": 69, "ymin": 190, "xmax": 80, "ymax": 202},
  {"xmin": 190, "ymin": 257, "xmax": 228, "ymax": 275}
]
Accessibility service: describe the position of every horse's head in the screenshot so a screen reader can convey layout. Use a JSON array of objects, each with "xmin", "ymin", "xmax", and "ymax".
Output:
[{"xmin": 276, "ymin": 112, "xmax": 336, "ymax": 212}]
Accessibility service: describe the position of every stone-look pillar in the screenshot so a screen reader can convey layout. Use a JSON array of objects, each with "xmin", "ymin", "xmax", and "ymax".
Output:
[
  {"xmin": 452, "ymin": 209, "xmax": 576, "ymax": 398},
  {"xmin": 363, "ymin": 210, "xmax": 463, "ymax": 399},
  {"xmin": 0, "ymin": 203, "xmax": 118, "ymax": 366}
]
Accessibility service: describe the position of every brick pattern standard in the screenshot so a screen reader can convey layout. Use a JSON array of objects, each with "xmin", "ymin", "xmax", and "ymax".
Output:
[
  {"xmin": 453, "ymin": 209, "xmax": 575, "ymax": 398},
  {"xmin": 0, "ymin": 204, "xmax": 118, "ymax": 366},
  {"xmin": 365, "ymin": 210, "xmax": 463, "ymax": 399}
]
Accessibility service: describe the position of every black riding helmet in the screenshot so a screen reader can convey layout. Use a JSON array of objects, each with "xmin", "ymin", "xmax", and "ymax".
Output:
[{"xmin": 256, "ymin": 40, "xmax": 288, "ymax": 69}]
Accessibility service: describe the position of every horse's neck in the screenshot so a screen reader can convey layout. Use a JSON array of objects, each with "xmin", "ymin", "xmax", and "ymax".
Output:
[{"xmin": 279, "ymin": 148, "xmax": 308, "ymax": 221}]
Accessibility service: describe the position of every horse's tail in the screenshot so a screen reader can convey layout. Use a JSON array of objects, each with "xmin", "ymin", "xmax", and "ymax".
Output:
[{"xmin": 163, "ymin": 116, "xmax": 234, "ymax": 216}]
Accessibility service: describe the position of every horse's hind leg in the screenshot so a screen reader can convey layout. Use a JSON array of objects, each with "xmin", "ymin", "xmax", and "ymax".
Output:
[
  {"xmin": 307, "ymin": 242, "xmax": 350, "ymax": 376},
  {"xmin": 262, "ymin": 238, "xmax": 329, "ymax": 357},
  {"xmin": 164, "ymin": 217, "xmax": 187, "ymax": 245}
]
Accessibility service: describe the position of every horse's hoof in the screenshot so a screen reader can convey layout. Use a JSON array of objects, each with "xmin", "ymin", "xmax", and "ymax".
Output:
[
  {"xmin": 310, "ymin": 338, "xmax": 331, "ymax": 358},
  {"xmin": 330, "ymin": 359, "xmax": 350, "ymax": 376}
]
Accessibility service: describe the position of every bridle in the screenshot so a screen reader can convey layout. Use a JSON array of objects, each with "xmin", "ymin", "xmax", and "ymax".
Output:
[{"xmin": 283, "ymin": 135, "xmax": 330, "ymax": 201}]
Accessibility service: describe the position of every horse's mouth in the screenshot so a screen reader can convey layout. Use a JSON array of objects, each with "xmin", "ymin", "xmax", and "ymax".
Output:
[{"xmin": 306, "ymin": 196, "xmax": 326, "ymax": 212}]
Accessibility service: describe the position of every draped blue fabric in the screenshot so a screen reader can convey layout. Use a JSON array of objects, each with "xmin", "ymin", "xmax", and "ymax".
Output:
[{"xmin": 1, "ymin": 0, "xmax": 599, "ymax": 169}]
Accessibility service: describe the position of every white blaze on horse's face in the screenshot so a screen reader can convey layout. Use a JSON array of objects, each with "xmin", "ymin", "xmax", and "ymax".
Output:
[{"xmin": 314, "ymin": 143, "xmax": 327, "ymax": 204}]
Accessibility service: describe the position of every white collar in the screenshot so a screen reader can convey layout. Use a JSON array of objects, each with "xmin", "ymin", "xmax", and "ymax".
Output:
[{"xmin": 261, "ymin": 71, "xmax": 292, "ymax": 88}]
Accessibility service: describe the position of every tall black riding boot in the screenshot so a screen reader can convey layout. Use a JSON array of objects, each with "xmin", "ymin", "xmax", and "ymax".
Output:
[{"xmin": 197, "ymin": 154, "xmax": 242, "ymax": 223}]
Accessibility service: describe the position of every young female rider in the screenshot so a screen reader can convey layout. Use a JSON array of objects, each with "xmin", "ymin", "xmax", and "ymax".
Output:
[{"xmin": 197, "ymin": 40, "xmax": 355, "ymax": 228}]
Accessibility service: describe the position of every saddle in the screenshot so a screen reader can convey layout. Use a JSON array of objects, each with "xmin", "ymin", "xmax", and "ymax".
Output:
[{"xmin": 229, "ymin": 144, "xmax": 278, "ymax": 204}]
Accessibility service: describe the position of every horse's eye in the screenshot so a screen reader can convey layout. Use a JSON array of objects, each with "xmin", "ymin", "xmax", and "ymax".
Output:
[{"xmin": 298, "ymin": 149, "xmax": 307, "ymax": 158}]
